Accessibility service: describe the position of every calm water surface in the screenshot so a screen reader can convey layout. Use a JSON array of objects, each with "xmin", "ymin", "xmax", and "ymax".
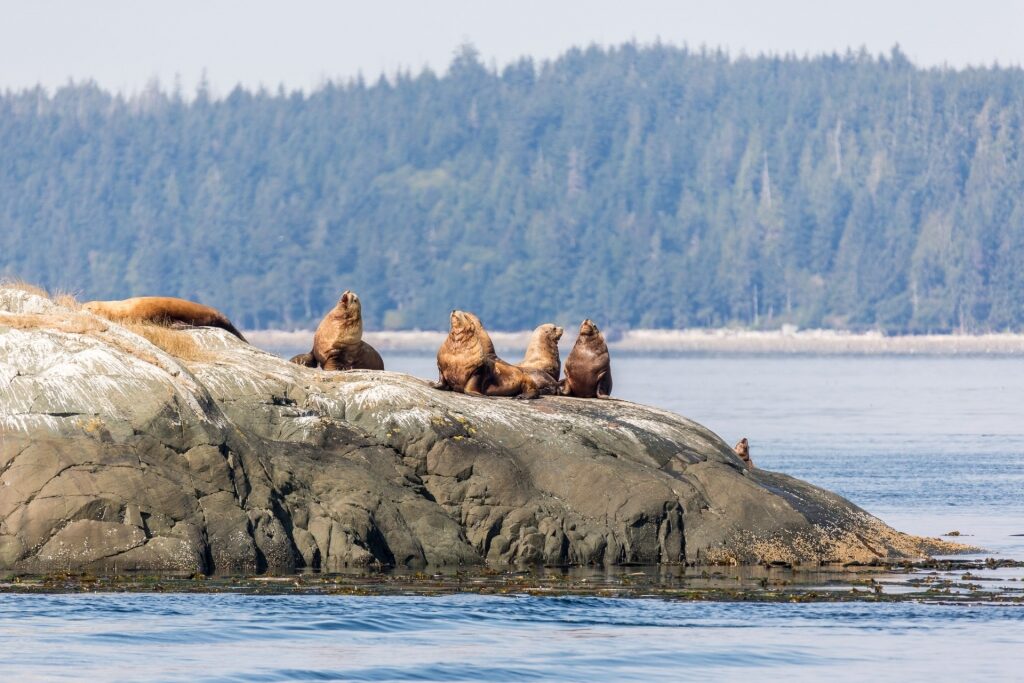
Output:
[
  {"xmin": 2, "ymin": 354, "xmax": 1022, "ymax": 681},
  {"xmin": 1, "ymin": 594, "xmax": 1022, "ymax": 682}
]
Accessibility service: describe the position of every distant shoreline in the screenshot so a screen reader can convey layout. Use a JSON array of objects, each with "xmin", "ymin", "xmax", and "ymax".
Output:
[{"xmin": 245, "ymin": 328, "xmax": 1024, "ymax": 356}]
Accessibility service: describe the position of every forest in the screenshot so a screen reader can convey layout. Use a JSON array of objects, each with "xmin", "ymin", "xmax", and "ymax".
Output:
[{"xmin": 1, "ymin": 44, "xmax": 1022, "ymax": 332}]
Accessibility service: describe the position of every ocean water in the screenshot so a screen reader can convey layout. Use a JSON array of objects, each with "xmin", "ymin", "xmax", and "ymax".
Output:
[
  {"xmin": 1, "ymin": 594, "xmax": 1022, "ymax": 682},
  {"xmin": 2, "ymin": 354, "xmax": 1023, "ymax": 681}
]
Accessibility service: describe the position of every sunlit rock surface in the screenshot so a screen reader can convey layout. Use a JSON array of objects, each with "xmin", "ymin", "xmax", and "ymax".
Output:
[{"xmin": 0, "ymin": 287, "xmax": 961, "ymax": 574}]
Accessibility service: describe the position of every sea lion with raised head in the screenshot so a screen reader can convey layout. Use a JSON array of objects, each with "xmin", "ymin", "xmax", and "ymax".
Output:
[
  {"xmin": 432, "ymin": 310, "xmax": 491, "ymax": 394},
  {"xmin": 518, "ymin": 323, "xmax": 563, "ymax": 381},
  {"xmin": 433, "ymin": 311, "xmax": 555, "ymax": 399},
  {"xmin": 83, "ymin": 296, "xmax": 247, "ymax": 342},
  {"xmin": 294, "ymin": 290, "xmax": 384, "ymax": 371},
  {"xmin": 734, "ymin": 438, "xmax": 754, "ymax": 469},
  {"xmin": 560, "ymin": 319, "xmax": 612, "ymax": 398}
]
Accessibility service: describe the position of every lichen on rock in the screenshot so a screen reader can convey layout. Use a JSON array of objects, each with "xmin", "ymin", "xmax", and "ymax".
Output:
[{"xmin": 0, "ymin": 287, "xmax": 969, "ymax": 574}]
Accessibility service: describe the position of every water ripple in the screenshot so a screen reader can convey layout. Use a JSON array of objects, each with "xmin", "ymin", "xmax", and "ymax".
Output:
[{"xmin": 1, "ymin": 594, "xmax": 1022, "ymax": 682}]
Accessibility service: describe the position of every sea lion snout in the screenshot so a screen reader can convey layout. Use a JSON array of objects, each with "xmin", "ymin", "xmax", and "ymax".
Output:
[{"xmin": 450, "ymin": 310, "xmax": 470, "ymax": 331}]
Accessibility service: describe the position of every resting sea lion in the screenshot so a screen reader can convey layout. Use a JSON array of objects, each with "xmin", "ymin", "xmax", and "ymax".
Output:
[
  {"xmin": 518, "ymin": 323, "xmax": 563, "ymax": 381},
  {"xmin": 483, "ymin": 358, "xmax": 557, "ymax": 399},
  {"xmin": 560, "ymin": 319, "xmax": 612, "ymax": 398},
  {"xmin": 295, "ymin": 290, "xmax": 384, "ymax": 371},
  {"xmin": 734, "ymin": 438, "xmax": 754, "ymax": 469},
  {"xmin": 433, "ymin": 311, "xmax": 555, "ymax": 399},
  {"xmin": 469, "ymin": 313, "xmax": 556, "ymax": 399},
  {"xmin": 83, "ymin": 296, "xmax": 247, "ymax": 342},
  {"xmin": 432, "ymin": 310, "xmax": 491, "ymax": 394}
]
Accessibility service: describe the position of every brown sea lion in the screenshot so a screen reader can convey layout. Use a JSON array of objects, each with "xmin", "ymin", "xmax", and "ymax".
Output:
[
  {"xmin": 560, "ymin": 319, "xmax": 612, "ymax": 398},
  {"xmin": 483, "ymin": 358, "xmax": 557, "ymax": 399},
  {"xmin": 83, "ymin": 296, "xmax": 247, "ymax": 342},
  {"xmin": 470, "ymin": 313, "xmax": 556, "ymax": 399},
  {"xmin": 734, "ymin": 438, "xmax": 754, "ymax": 469},
  {"xmin": 295, "ymin": 290, "xmax": 384, "ymax": 371},
  {"xmin": 518, "ymin": 323, "xmax": 563, "ymax": 381},
  {"xmin": 432, "ymin": 311, "xmax": 555, "ymax": 399},
  {"xmin": 432, "ymin": 310, "xmax": 491, "ymax": 394}
]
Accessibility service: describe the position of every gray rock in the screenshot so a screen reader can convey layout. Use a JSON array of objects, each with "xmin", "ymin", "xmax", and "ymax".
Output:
[{"xmin": 0, "ymin": 288, "xmax": 962, "ymax": 574}]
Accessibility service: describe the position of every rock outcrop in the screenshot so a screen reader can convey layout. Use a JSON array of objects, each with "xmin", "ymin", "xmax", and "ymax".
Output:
[{"xmin": 0, "ymin": 287, "xmax": 959, "ymax": 574}]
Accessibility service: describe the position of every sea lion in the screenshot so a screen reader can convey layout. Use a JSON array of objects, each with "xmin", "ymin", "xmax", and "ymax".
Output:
[
  {"xmin": 295, "ymin": 290, "xmax": 384, "ymax": 371},
  {"xmin": 560, "ymin": 319, "xmax": 612, "ymax": 398},
  {"xmin": 469, "ymin": 313, "xmax": 556, "ymax": 399},
  {"xmin": 483, "ymin": 358, "xmax": 557, "ymax": 399},
  {"xmin": 83, "ymin": 296, "xmax": 247, "ymax": 342},
  {"xmin": 432, "ymin": 310, "xmax": 491, "ymax": 394},
  {"xmin": 432, "ymin": 311, "xmax": 555, "ymax": 399},
  {"xmin": 734, "ymin": 438, "xmax": 754, "ymax": 469},
  {"xmin": 518, "ymin": 323, "xmax": 563, "ymax": 381}
]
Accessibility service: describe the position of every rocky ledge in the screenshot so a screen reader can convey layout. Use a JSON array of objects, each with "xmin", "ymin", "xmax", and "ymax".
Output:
[{"xmin": 0, "ymin": 287, "xmax": 965, "ymax": 574}]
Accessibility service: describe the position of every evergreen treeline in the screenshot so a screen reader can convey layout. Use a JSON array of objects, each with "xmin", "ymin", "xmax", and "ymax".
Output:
[{"xmin": 2, "ymin": 44, "xmax": 1023, "ymax": 332}]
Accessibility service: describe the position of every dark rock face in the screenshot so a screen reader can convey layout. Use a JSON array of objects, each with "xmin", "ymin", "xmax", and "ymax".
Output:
[{"xmin": 0, "ymin": 288, "xmax": 958, "ymax": 574}]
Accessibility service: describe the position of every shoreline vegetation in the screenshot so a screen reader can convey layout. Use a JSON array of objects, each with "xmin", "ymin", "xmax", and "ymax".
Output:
[
  {"xmin": 6, "ymin": 46, "xmax": 1024, "ymax": 334},
  {"xmin": 248, "ymin": 328, "xmax": 1024, "ymax": 356}
]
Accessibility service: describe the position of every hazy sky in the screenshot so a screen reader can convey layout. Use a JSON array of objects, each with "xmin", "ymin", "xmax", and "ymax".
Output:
[{"xmin": 3, "ymin": 0, "xmax": 1023, "ymax": 95}]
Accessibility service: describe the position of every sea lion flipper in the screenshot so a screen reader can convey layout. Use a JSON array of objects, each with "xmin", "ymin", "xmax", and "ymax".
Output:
[
  {"xmin": 463, "ymin": 373, "xmax": 485, "ymax": 395},
  {"xmin": 224, "ymin": 323, "xmax": 248, "ymax": 343},
  {"xmin": 597, "ymin": 370, "xmax": 613, "ymax": 398},
  {"xmin": 289, "ymin": 351, "xmax": 318, "ymax": 368}
]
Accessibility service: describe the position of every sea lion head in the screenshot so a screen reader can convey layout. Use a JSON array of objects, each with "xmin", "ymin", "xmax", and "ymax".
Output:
[
  {"xmin": 333, "ymin": 290, "xmax": 362, "ymax": 319},
  {"xmin": 529, "ymin": 323, "xmax": 562, "ymax": 346},
  {"xmin": 449, "ymin": 309, "xmax": 478, "ymax": 341},
  {"xmin": 337, "ymin": 289, "xmax": 360, "ymax": 310},
  {"xmin": 539, "ymin": 323, "xmax": 563, "ymax": 343},
  {"xmin": 326, "ymin": 289, "xmax": 363, "ymax": 343},
  {"xmin": 578, "ymin": 319, "xmax": 600, "ymax": 337}
]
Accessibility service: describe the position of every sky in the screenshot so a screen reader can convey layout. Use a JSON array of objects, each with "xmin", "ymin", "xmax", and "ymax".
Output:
[{"xmin": 2, "ymin": 0, "xmax": 1023, "ymax": 96}]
